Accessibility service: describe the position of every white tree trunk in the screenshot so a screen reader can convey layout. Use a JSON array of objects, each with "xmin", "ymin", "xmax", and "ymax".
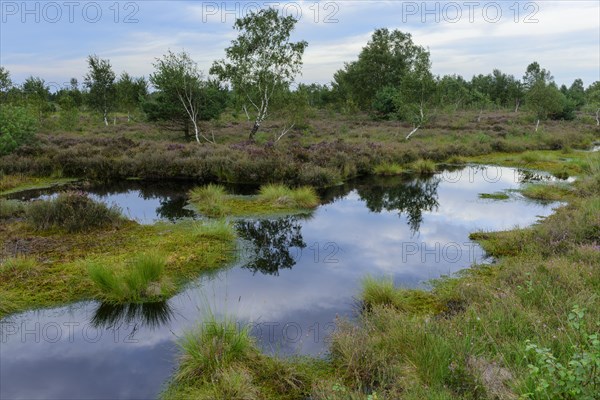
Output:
[
  {"xmin": 477, "ymin": 108, "xmax": 483, "ymax": 122},
  {"xmin": 535, "ymin": 119, "xmax": 540, "ymax": 132},
  {"xmin": 275, "ymin": 123, "xmax": 295, "ymax": 143},
  {"xmin": 595, "ymin": 108, "xmax": 600, "ymax": 126},
  {"xmin": 192, "ymin": 120, "xmax": 201, "ymax": 143},
  {"xmin": 405, "ymin": 125, "xmax": 420, "ymax": 140},
  {"xmin": 127, "ymin": 111, "xmax": 131, "ymax": 123},
  {"xmin": 515, "ymin": 99, "xmax": 520, "ymax": 113}
]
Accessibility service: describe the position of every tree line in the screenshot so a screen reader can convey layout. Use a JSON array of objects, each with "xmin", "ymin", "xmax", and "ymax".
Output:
[{"xmin": 1, "ymin": 8, "xmax": 599, "ymax": 154}]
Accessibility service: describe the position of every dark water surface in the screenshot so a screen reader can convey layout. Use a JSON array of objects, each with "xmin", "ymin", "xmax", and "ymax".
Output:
[{"xmin": 0, "ymin": 166, "xmax": 561, "ymax": 400}]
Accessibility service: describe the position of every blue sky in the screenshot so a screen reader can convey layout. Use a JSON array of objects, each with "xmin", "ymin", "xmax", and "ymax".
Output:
[{"xmin": 1, "ymin": 1, "xmax": 599, "ymax": 90}]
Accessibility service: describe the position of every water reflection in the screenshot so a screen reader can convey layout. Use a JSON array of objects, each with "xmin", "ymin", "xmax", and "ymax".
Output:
[
  {"xmin": 0, "ymin": 166, "xmax": 563, "ymax": 400},
  {"xmin": 356, "ymin": 176, "xmax": 440, "ymax": 234},
  {"xmin": 90, "ymin": 302, "xmax": 175, "ymax": 331},
  {"xmin": 235, "ymin": 217, "xmax": 306, "ymax": 275}
]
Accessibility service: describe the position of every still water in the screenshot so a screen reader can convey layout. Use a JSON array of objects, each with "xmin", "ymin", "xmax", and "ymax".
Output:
[{"xmin": 0, "ymin": 166, "xmax": 561, "ymax": 400}]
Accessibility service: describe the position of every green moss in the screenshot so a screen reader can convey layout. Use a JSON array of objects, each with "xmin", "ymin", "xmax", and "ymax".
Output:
[
  {"xmin": 410, "ymin": 159, "xmax": 437, "ymax": 174},
  {"xmin": 0, "ymin": 219, "xmax": 236, "ymax": 318},
  {"xmin": 361, "ymin": 276, "xmax": 442, "ymax": 314},
  {"xmin": 520, "ymin": 183, "xmax": 572, "ymax": 201},
  {"xmin": 467, "ymin": 150, "xmax": 595, "ymax": 178},
  {"xmin": 373, "ymin": 162, "xmax": 404, "ymax": 176},
  {"xmin": 0, "ymin": 174, "xmax": 77, "ymax": 195},
  {"xmin": 189, "ymin": 184, "xmax": 319, "ymax": 218},
  {"xmin": 478, "ymin": 192, "xmax": 510, "ymax": 200}
]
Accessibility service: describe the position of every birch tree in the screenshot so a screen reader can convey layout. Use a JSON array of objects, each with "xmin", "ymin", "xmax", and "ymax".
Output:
[
  {"xmin": 210, "ymin": 8, "xmax": 307, "ymax": 141},
  {"xmin": 151, "ymin": 51, "xmax": 214, "ymax": 143},
  {"xmin": 84, "ymin": 55, "xmax": 116, "ymax": 126}
]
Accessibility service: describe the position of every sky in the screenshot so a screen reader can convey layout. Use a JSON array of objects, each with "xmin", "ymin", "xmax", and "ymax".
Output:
[{"xmin": 1, "ymin": 0, "xmax": 599, "ymax": 90}]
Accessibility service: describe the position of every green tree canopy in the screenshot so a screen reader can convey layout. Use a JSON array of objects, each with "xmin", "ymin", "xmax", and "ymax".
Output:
[
  {"xmin": 211, "ymin": 8, "xmax": 308, "ymax": 140},
  {"xmin": 332, "ymin": 29, "xmax": 431, "ymax": 110},
  {"xmin": 84, "ymin": 55, "xmax": 116, "ymax": 126}
]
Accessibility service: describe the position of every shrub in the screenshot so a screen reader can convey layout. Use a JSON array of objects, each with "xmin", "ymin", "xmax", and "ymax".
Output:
[
  {"xmin": 524, "ymin": 306, "xmax": 599, "ymax": 400},
  {"xmin": 26, "ymin": 191, "xmax": 123, "ymax": 232},
  {"xmin": 0, "ymin": 105, "xmax": 38, "ymax": 155}
]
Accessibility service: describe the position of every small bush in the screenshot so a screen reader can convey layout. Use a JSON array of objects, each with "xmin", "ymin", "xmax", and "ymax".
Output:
[
  {"xmin": 524, "ymin": 306, "xmax": 600, "ymax": 400},
  {"xmin": 26, "ymin": 191, "xmax": 123, "ymax": 232},
  {"xmin": 0, "ymin": 105, "xmax": 38, "ymax": 155}
]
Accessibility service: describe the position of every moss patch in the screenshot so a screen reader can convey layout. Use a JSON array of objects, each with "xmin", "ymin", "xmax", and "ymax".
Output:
[
  {"xmin": 189, "ymin": 184, "xmax": 319, "ymax": 218},
  {"xmin": 0, "ymin": 174, "xmax": 77, "ymax": 196},
  {"xmin": 478, "ymin": 192, "xmax": 510, "ymax": 200},
  {"xmin": 0, "ymin": 219, "xmax": 236, "ymax": 317},
  {"xmin": 467, "ymin": 150, "xmax": 597, "ymax": 179}
]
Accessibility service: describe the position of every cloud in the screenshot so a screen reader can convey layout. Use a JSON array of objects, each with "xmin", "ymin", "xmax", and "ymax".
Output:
[{"xmin": 1, "ymin": 0, "xmax": 598, "ymax": 85}]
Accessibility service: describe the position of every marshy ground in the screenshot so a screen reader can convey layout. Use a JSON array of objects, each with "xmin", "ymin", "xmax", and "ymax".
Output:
[{"xmin": 1, "ymin": 109, "xmax": 599, "ymax": 399}]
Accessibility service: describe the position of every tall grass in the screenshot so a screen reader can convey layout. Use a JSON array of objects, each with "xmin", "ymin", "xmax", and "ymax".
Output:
[
  {"xmin": 0, "ymin": 199, "xmax": 25, "ymax": 219},
  {"xmin": 193, "ymin": 219, "xmax": 236, "ymax": 241},
  {"xmin": 175, "ymin": 315, "xmax": 255, "ymax": 382},
  {"xmin": 189, "ymin": 184, "xmax": 230, "ymax": 217},
  {"xmin": 88, "ymin": 251, "xmax": 170, "ymax": 303},
  {"xmin": 410, "ymin": 159, "xmax": 437, "ymax": 174},
  {"xmin": 373, "ymin": 162, "xmax": 404, "ymax": 176},
  {"xmin": 257, "ymin": 184, "xmax": 319, "ymax": 209},
  {"xmin": 26, "ymin": 191, "xmax": 123, "ymax": 232},
  {"xmin": 0, "ymin": 256, "xmax": 38, "ymax": 279}
]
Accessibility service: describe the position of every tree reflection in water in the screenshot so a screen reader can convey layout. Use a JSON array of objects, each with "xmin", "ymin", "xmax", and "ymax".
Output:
[
  {"xmin": 235, "ymin": 217, "xmax": 306, "ymax": 276},
  {"xmin": 356, "ymin": 176, "xmax": 440, "ymax": 235},
  {"xmin": 90, "ymin": 301, "xmax": 174, "ymax": 331}
]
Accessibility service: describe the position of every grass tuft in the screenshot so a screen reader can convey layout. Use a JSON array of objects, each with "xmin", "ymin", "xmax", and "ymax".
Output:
[
  {"xmin": 189, "ymin": 184, "xmax": 230, "ymax": 218},
  {"xmin": 410, "ymin": 159, "xmax": 437, "ymax": 174},
  {"xmin": 193, "ymin": 219, "xmax": 236, "ymax": 241},
  {"xmin": 373, "ymin": 162, "xmax": 404, "ymax": 176},
  {"xmin": 176, "ymin": 316, "xmax": 255, "ymax": 382},
  {"xmin": 88, "ymin": 251, "xmax": 171, "ymax": 303},
  {"xmin": 257, "ymin": 184, "xmax": 319, "ymax": 209}
]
